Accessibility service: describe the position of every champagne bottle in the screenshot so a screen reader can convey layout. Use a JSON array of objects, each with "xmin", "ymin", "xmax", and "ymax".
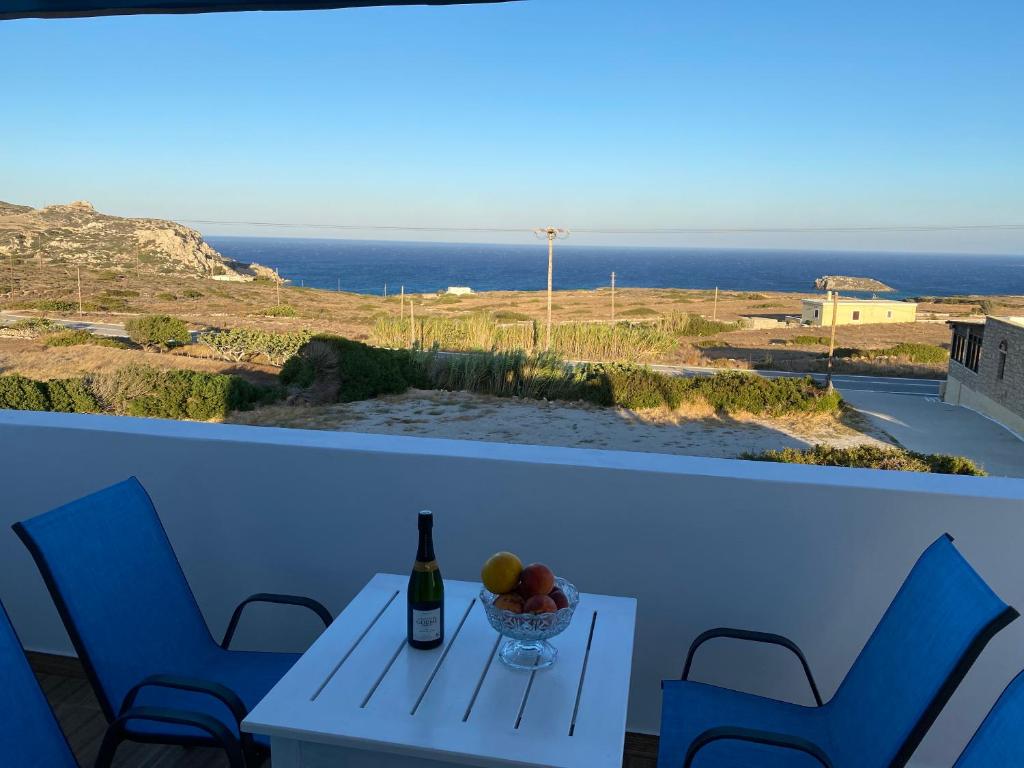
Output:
[{"xmin": 407, "ymin": 510, "xmax": 444, "ymax": 649}]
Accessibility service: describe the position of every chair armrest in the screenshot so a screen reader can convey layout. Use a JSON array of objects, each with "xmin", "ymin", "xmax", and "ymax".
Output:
[
  {"xmin": 118, "ymin": 674, "xmax": 248, "ymax": 724},
  {"xmin": 221, "ymin": 592, "xmax": 333, "ymax": 649},
  {"xmin": 95, "ymin": 706, "xmax": 245, "ymax": 768},
  {"xmin": 682, "ymin": 627, "xmax": 823, "ymax": 706},
  {"xmin": 684, "ymin": 726, "xmax": 834, "ymax": 768}
]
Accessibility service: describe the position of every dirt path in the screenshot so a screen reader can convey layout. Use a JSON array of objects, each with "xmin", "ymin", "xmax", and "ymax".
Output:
[{"xmin": 230, "ymin": 389, "xmax": 894, "ymax": 459}]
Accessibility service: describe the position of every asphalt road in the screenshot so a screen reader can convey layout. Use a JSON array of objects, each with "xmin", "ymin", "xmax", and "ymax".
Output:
[
  {"xmin": 653, "ymin": 365, "xmax": 942, "ymax": 397},
  {"xmin": 0, "ymin": 311, "xmax": 128, "ymax": 338}
]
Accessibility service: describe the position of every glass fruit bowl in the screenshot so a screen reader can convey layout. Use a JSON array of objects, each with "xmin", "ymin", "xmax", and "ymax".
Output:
[{"xmin": 480, "ymin": 577, "xmax": 579, "ymax": 670}]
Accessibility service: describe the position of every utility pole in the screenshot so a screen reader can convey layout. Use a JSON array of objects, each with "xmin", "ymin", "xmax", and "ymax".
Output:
[
  {"xmin": 825, "ymin": 289, "xmax": 840, "ymax": 390},
  {"xmin": 77, "ymin": 267, "xmax": 83, "ymax": 315},
  {"xmin": 275, "ymin": 269, "xmax": 281, "ymax": 307},
  {"xmin": 384, "ymin": 283, "xmax": 388, "ymax": 298},
  {"xmin": 7, "ymin": 250, "xmax": 14, "ymax": 299},
  {"xmin": 611, "ymin": 272, "xmax": 616, "ymax": 323},
  {"xmin": 337, "ymin": 277, "xmax": 341, "ymax": 293},
  {"xmin": 409, "ymin": 299, "xmax": 416, "ymax": 348},
  {"xmin": 400, "ymin": 285, "xmax": 405, "ymax": 320},
  {"xmin": 713, "ymin": 286, "xmax": 719, "ymax": 321},
  {"xmin": 533, "ymin": 226, "xmax": 569, "ymax": 350}
]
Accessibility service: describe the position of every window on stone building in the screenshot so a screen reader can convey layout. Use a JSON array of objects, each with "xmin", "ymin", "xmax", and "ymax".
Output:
[{"xmin": 998, "ymin": 340, "xmax": 1008, "ymax": 380}]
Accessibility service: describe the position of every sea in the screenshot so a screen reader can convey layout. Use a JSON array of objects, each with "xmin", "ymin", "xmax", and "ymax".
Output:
[{"xmin": 205, "ymin": 237, "xmax": 1024, "ymax": 299}]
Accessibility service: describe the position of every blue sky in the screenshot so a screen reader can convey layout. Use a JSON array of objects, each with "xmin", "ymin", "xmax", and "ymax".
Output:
[{"xmin": 1, "ymin": 0, "xmax": 1022, "ymax": 252}]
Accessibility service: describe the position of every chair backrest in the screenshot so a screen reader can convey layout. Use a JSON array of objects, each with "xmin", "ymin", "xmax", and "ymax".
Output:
[
  {"xmin": 0, "ymin": 600, "xmax": 78, "ymax": 767},
  {"xmin": 827, "ymin": 534, "xmax": 1017, "ymax": 768},
  {"xmin": 14, "ymin": 477, "xmax": 216, "ymax": 721},
  {"xmin": 954, "ymin": 670, "xmax": 1024, "ymax": 767}
]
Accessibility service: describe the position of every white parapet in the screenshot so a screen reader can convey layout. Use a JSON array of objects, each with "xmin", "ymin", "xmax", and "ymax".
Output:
[{"xmin": 1, "ymin": 410, "xmax": 1023, "ymax": 766}]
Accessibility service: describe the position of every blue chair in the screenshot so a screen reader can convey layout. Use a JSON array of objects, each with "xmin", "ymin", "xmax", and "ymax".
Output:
[
  {"xmin": 659, "ymin": 534, "xmax": 1017, "ymax": 767},
  {"xmin": 0, "ymin": 599, "xmax": 77, "ymax": 767},
  {"xmin": 14, "ymin": 476, "xmax": 333, "ymax": 767},
  {"xmin": 954, "ymin": 670, "xmax": 1024, "ymax": 767}
]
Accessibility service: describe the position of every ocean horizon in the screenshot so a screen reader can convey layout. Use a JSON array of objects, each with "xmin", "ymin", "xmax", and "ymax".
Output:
[{"xmin": 205, "ymin": 236, "xmax": 1024, "ymax": 299}]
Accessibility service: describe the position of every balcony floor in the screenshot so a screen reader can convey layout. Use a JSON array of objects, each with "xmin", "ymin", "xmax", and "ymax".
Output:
[{"xmin": 30, "ymin": 653, "xmax": 658, "ymax": 767}]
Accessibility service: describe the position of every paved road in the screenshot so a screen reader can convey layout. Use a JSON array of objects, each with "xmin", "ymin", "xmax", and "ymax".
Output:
[
  {"xmin": 841, "ymin": 390, "xmax": 1024, "ymax": 478},
  {"xmin": 652, "ymin": 364, "xmax": 942, "ymax": 398},
  {"xmin": 0, "ymin": 311, "xmax": 128, "ymax": 338}
]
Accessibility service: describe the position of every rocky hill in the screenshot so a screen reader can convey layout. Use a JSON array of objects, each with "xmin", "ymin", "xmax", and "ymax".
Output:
[{"xmin": 0, "ymin": 200, "xmax": 276, "ymax": 281}]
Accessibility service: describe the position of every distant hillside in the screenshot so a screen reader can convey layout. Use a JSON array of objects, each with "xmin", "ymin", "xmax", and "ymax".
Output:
[{"xmin": 0, "ymin": 200, "xmax": 276, "ymax": 281}]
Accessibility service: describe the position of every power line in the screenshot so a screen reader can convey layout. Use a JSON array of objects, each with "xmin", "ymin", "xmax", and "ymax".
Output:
[{"xmin": 173, "ymin": 218, "xmax": 1024, "ymax": 234}]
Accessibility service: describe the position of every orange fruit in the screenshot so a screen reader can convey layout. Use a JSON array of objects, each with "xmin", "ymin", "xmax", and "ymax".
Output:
[{"xmin": 481, "ymin": 551, "xmax": 523, "ymax": 594}]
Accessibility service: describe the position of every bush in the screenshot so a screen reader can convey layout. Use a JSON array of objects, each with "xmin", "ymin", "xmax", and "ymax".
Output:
[
  {"xmin": 282, "ymin": 335, "xmax": 425, "ymax": 402},
  {"xmin": 791, "ymin": 335, "xmax": 831, "ymax": 346},
  {"xmin": 182, "ymin": 289, "xmax": 204, "ymax": 299},
  {"xmin": 44, "ymin": 330, "xmax": 126, "ymax": 349},
  {"xmin": 199, "ymin": 327, "xmax": 312, "ymax": 366},
  {"xmin": 618, "ymin": 306, "xmax": 659, "ymax": 318},
  {"xmin": 29, "ymin": 299, "xmax": 77, "ymax": 312},
  {"xmin": 124, "ymin": 314, "xmax": 190, "ymax": 350},
  {"xmin": 659, "ymin": 313, "xmax": 740, "ymax": 337},
  {"xmin": 260, "ymin": 305, "xmax": 297, "ymax": 317},
  {"xmin": 0, "ymin": 375, "xmax": 50, "ymax": 410},
  {"xmin": 0, "ymin": 318, "xmax": 65, "ymax": 339},
  {"xmin": 743, "ymin": 445, "xmax": 986, "ymax": 476},
  {"xmin": 834, "ymin": 343, "xmax": 948, "ymax": 365},
  {"xmin": 47, "ymin": 378, "xmax": 101, "ymax": 413},
  {"xmin": 92, "ymin": 366, "xmax": 279, "ymax": 419},
  {"xmin": 690, "ymin": 372, "xmax": 842, "ymax": 416},
  {"xmin": 156, "ymin": 292, "xmax": 178, "ymax": 301}
]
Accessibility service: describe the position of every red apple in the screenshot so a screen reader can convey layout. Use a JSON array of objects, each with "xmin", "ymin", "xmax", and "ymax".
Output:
[{"xmin": 549, "ymin": 587, "xmax": 569, "ymax": 610}]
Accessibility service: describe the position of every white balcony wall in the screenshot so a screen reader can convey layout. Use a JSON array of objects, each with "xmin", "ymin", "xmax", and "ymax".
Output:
[{"xmin": 1, "ymin": 410, "xmax": 1023, "ymax": 767}]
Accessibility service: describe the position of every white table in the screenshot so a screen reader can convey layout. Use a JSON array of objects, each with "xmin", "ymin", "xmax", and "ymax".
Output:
[{"xmin": 243, "ymin": 573, "xmax": 637, "ymax": 768}]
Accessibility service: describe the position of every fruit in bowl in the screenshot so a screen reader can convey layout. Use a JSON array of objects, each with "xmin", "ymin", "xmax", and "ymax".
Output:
[{"xmin": 480, "ymin": 552, "xmax": 578, "ymax": 670}]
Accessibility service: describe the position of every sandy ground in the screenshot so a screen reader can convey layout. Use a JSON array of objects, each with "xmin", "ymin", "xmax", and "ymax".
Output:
[{"xmin": 230, "ymin": 389, "xmax": 894, "ymax": 459}]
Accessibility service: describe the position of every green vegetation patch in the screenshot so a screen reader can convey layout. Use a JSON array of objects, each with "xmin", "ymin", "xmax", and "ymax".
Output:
[
  {"xmin": 260, "ymin": 304, "xmax": 298, "ymax": 317},
  {"xmin": 199, "ymin": 327, "xmax": 312, "ymax": 366},
  {"xmin": 618, "ymin": 306, "xmax": 659, "ymax": 318},
  {"xmin": 742, "ymin": 445, "xmax": 985, "ymax": 476},
  {"xmin": 44, "ymin": 330, "xmax": 127, "ymax": 349},
  {"xmin": 125, "ymin": 314, "xmax": 190, "ymax": 351},
  {"xmin": 791, "ymin": 335, "xmax": 831, "ymax": 346},
  {"xmin": 834, "ymin": 343, "xmax": 948, "ymax": 365}
]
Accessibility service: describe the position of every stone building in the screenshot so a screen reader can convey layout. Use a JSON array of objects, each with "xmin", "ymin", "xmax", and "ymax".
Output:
[
  {"xmin": 943, "ymin": 316, "xmax": 1024, "ymax": 436},
  {"xmin": 801, "ymin": 294, "xmax": 917, "ymax": 326}
]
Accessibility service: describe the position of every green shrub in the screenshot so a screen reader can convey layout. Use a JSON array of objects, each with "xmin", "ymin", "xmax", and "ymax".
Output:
[
  {"xmin": 93, "ymin": 366, "xmax": 278, "ymax": 420},
  {"xmin": 293, "ymin": 335, "xmax": 426, "ymax": 402},
  {"xmin": 104, "ymin": 288, "xmax": 140, "ymax": 298},
  {"xmin": 182, "ymin": 289, "xmax": 203, "ymax": 299},
  {"xmin": 743, "ymin": 445, "xmax": 985, "ymax": 476},
  {"xmin": 28, "ymin": 299, "xmax": 76, "ymax": 313},
  {"xmin": 0, "ymin": 375, "xmax": 50, "ymax": 410},
  {"xmin": 660, "ymin": 313, "xmax": 739, "ymax": 337},
  {"xmin": 199, "ymin": 327, "xmax": 313, "ymax": 366},
  {"xmin": 124, "ymin": 314, "xmax": 190, "ymax": 350},
  {"xmin": 47, "ymin": 378, "xmax": 101, "ymax": 413},
  {"xmin": 618, "ymin": 306, "xmax": 659, "ymax": 318},
  {"xmin": 493, "ymin": 310, "xmax": 531, "ymax": 322},
  {"xmin": 791, "ymin": 335, "xmax": 831, "ymax": 346},
  {"xmin": 156, "ymin": 292, "xmax": 178, "ymax": 301},
  {"xmin": 690, "ymin": 372, "xmax": 842, "ymax": 416},
  {"xmin": 44, "ymin": 330, "xmax": 126, "ymax": 349},
  {"xmin": 260, "ymin": 305, "xmax": 297, "ymax": 317},
  {"xmin": 0, "ymin": 318, "xmax": 65, "ymax": 338},
  {"xmin": 834, "ymin": 343, "xmax": 948, "ymax": 365}
]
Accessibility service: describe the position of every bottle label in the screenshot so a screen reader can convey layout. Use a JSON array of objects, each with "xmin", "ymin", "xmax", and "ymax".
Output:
[{"xmin": 412, "ymin": 608, "xmax": 441, "ymax": 641}]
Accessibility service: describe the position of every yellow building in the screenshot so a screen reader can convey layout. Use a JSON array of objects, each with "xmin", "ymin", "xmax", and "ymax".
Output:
[{"xmin": 801, "ymin": 294, "xmax": 917, "ymax": 326}]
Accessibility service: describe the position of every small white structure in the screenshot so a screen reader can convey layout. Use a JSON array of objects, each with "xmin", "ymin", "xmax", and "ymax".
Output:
[{"xmin": 445, "ymin": 286, "xmax": 473, "ymax": 296}]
